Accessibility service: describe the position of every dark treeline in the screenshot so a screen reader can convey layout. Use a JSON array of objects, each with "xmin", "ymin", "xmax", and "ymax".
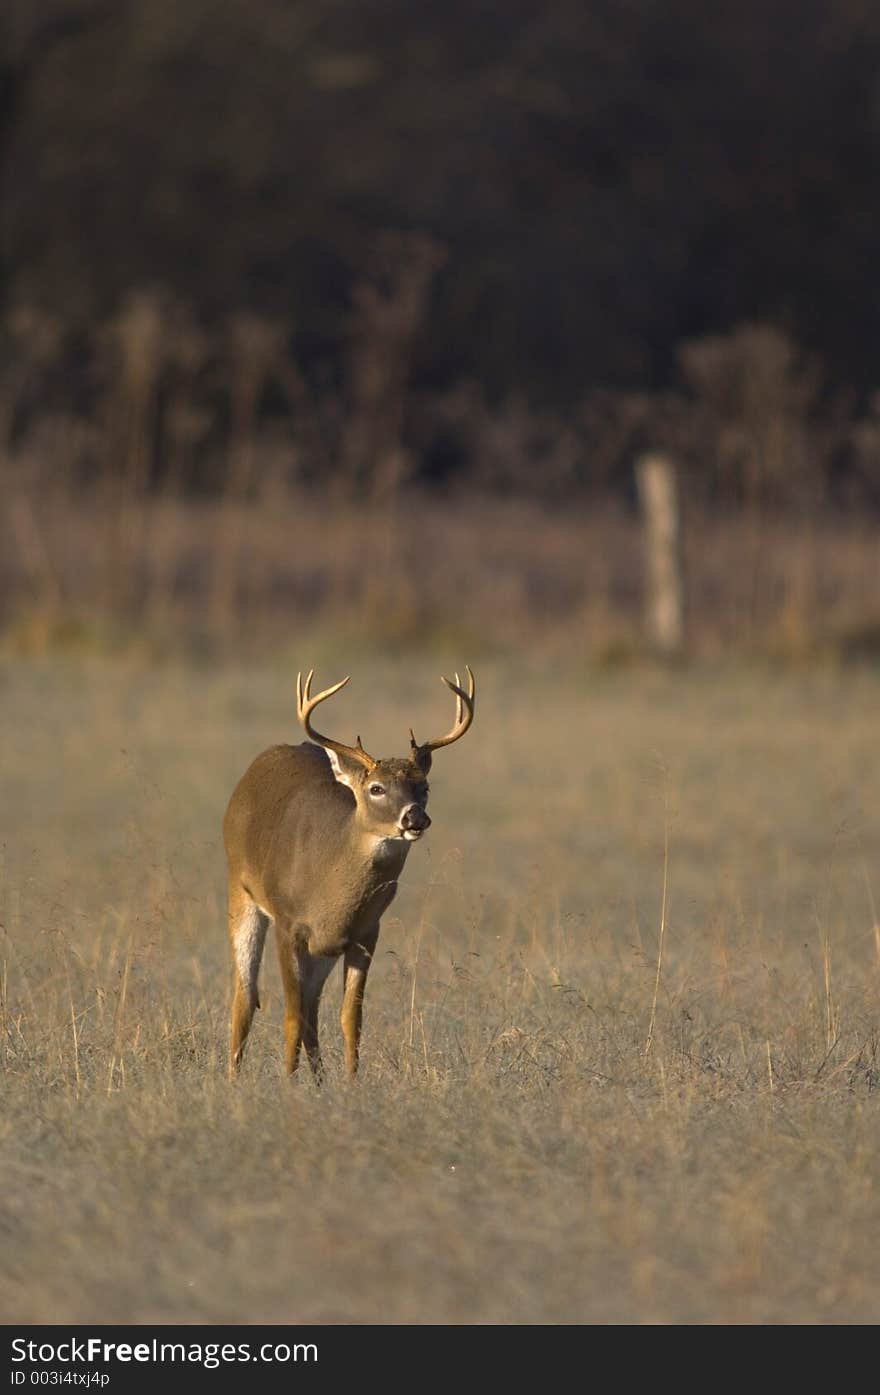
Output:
[{"xmin": 3, "ymin": 0, "xmax": 880, "ymax": 504}]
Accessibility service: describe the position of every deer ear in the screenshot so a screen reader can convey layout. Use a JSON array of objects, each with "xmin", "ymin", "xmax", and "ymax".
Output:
[{"xmin": 325, "ymin": 747, "xmax": 362, "ymax": 789}]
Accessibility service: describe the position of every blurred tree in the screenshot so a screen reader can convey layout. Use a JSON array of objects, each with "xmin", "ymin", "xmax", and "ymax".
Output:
[{"xmin": 3, "ymin": 0, "xmax": 880, "ymax": 411}]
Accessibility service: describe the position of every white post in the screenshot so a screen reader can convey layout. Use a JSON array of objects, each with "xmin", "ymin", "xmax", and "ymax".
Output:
[{"xmin": 636, "ymin": 452, "xmax": 685, "ymax": 658}]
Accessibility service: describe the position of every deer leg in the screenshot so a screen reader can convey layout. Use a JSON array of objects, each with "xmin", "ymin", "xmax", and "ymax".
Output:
[
  {"xmin": 297, "ymin": 950, "xmax": 335, "ymax": 1084},
  {"xmin": 229, "ymin": 886, "xmax": 268, "ymax": 1077},
  {"xmin": 341, "ymin": 928, "xmax": 379, "ymax": 1078},
  {"xmin": 276, "ymin": 931, "xmax": 304, "ymax": 1076}
]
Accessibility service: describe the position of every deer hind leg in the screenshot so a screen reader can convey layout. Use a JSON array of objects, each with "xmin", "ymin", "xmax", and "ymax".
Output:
[
  {"xmin": 341, "ymin": 928, "xmax": 379, "ymax": 1078},
  {"xmin": 229, "ymin": 886, "xmax": 269, "ymax": 1077},
  {"xmin": 276, "ymin": 931, "xmax": 303, "ymax": 1076},
  {"xmin": 297, "ymin": 950, "xmax": 336, "ymax": 1084}
]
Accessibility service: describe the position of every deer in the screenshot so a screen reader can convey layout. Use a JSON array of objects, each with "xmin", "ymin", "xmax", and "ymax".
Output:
[{"xmin": 223, "ymin": 665, "xmax": 475, "ymax": 1080}]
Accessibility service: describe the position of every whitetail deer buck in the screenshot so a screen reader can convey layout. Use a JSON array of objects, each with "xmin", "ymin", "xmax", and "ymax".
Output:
[{"xmin": 223, "ymin": 665, "xmax": 475, "ymax": 1079}]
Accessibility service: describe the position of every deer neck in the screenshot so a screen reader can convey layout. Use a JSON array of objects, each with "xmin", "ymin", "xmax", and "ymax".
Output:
[{"xmin": 355, "ymin": 825, "xmax": 412, "ymax": 876}]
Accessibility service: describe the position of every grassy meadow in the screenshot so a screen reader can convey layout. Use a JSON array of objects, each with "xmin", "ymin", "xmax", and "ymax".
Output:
[{"xmin": 2, "ymin": 648, "xmax": 879, "ymax": 1324}]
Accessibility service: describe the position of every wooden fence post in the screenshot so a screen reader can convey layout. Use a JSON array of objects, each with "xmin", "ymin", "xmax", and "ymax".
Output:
[{"xmin": 636, "ymin": 452, "xmax": 685, "ymax": 658}]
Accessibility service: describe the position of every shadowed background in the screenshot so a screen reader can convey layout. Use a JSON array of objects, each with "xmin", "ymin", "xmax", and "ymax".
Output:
[
  {"xmin": 2, "ymin": 1, "xmax": 880, "ymax": 1326},
  {"xmin": 2, "ymin": 1, "xmax": 880, "ymax": 653}
]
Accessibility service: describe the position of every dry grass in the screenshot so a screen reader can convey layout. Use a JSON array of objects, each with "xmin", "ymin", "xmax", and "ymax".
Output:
[{"xmin": 2, "ymin": 651, "xmax": 880, "ymax": 1324}]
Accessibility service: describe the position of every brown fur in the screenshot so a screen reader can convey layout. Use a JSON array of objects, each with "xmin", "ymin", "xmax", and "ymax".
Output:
[{"xmin": 224, "ymin": 742, "xmax": 429, "ymax": 1078}]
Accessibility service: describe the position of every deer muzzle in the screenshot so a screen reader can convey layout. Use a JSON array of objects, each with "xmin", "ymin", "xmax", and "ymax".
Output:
[{"xmin": 399, "ymin": 805, "xmax": 431, "ymax": 840}]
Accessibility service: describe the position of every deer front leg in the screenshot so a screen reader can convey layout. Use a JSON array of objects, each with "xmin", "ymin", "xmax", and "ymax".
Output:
[
  {"xmin": 341, "ymin": 928, "xmax": 379, "ymax": 1078},
  {"xmin": 297, "ymin": 950, "xmax": 336, "ymax": 1084}
]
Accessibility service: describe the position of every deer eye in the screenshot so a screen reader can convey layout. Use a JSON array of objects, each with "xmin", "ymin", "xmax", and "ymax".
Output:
[{"xmin": 368, "ymin": 783, "xmax": 386, "ymax": 798}]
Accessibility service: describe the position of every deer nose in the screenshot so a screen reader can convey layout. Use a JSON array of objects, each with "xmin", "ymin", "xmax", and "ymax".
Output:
[{"xmin": 400, "ymin": 805, "xmax": 431, "ymax": 833}]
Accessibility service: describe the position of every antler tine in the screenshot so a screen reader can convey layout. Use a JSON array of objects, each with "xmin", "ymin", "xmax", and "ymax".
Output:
[
  {"xmin": 412, "ymin": 664, "xmax": 475, "ymax": 754},
  {"xmin": 297, "ymin": 668, "xmax": 347, "ymax": 718},
  {"xmin": 296, "ymin": 669, "xmax": 376, "ymax": 769},
  {"xmin": 295, "ymin": 668, "xmax": 310, "ymax": 715},
  {"xmin": 442, "ymin": 665, "xmax": 474, "ymax": 708},
  {"xmin": 451, "ymin": 671, "xmax": 463, "ymax": 726}
]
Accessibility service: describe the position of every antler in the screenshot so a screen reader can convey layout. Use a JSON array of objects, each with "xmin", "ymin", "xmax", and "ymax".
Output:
[
  {"xmin": 410, "ymin": 665, "xmax": 475, "ymax": 757},
  {"xmin": 296, "ymin": 670, "xmax": 377, "ymax": 770}
]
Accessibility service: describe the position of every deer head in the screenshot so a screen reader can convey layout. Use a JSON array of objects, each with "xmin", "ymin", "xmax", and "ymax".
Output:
[{"xmin": 296, "ymin": 666, "xmax": 475, "ymax": 842}]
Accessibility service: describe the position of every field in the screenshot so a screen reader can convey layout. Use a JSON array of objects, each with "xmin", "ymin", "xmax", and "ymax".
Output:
[{"xmin": 2, "ymin": 649, "xmax": 879, "ymax": 1324}]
